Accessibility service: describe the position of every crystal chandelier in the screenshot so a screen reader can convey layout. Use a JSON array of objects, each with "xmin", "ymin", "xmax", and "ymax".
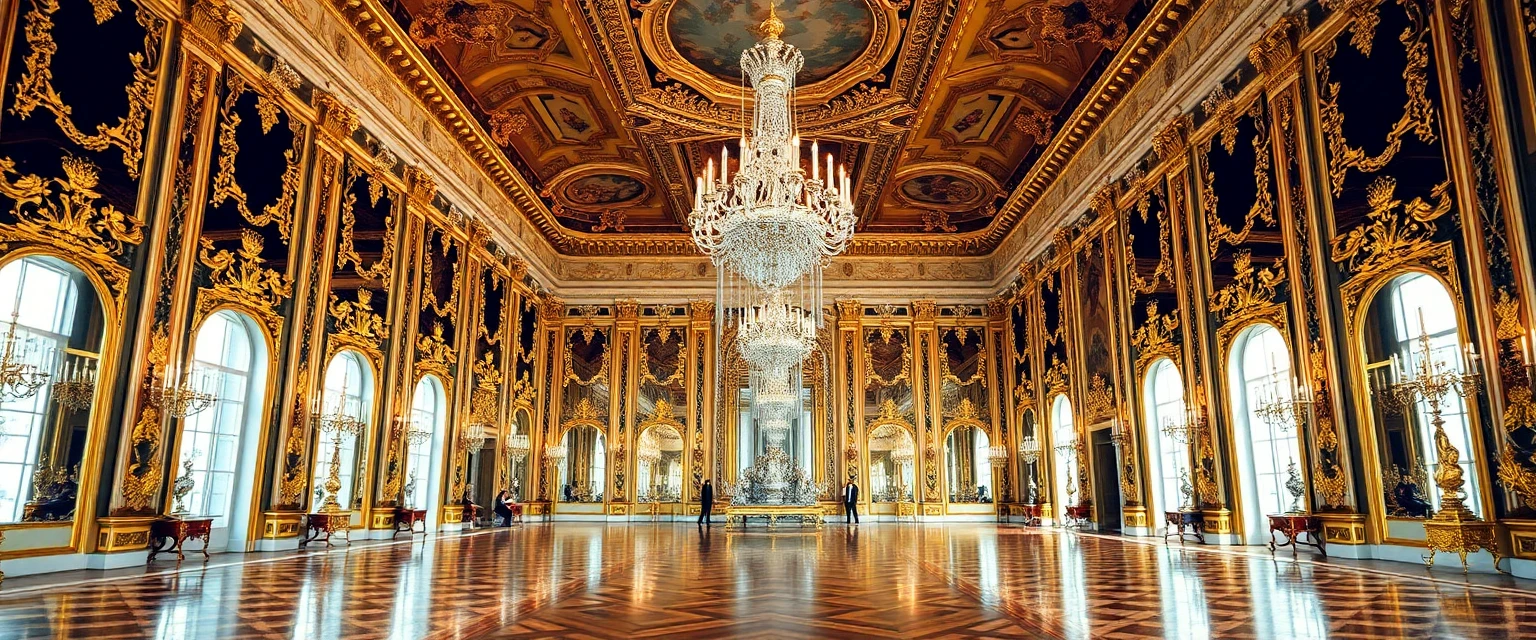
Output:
[
  {"xmin": 891, "ymin": 441, "xmax": 915, "ymax": 465},
  {"xmin": 506, "ymin": 433, "xmax": 530, "ymax": 464},
  {"xmin": 688, "ymin": 4, "xmax": 856, "ymax": 293},
  {"xmin": 544, "ymin": 444, "xmax": 568, "ymax": 463},
  {"xmin": 737, "ymin": 293, "xmax": 817, "ymax": 374},
  {"xmin": 987, "ymin": 445, "xmax": 1009, "ymax": 465},
  {"xmin": 460, "ymin": 422, "xmax": 490, "ymax": 455},
  {"xmin": 637, "ymin": 430, "xmax": 663, "ymax": 466},
  {"xmin": 0, "ymin": 312, "xmax": 50, "ymax": 401}
]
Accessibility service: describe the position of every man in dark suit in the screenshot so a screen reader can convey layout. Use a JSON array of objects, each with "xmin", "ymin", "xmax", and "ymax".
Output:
[
  {"xmin": 843, "ymin": 480, "xmax": 859, "ymax": 524},
  {"xmin": 698, "ymin": 479, "xmax": 715, "ymax": 526}
]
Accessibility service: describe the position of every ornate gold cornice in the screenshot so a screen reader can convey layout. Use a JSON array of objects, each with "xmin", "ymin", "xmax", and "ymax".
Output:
[
  {"xmin": 314, "ymin": 90, "xmax": 360, "ymax": 142},
  {"xmin": 403, "ymin": 165, "xmax": 437, "ymax": 208},
  {"xmin": 185, "ymin": 0, "xmax": 243, "ymax": 51},
  {"xmin": 321, "ymin": 0, "xmax": 1205, "ymax": 258}
]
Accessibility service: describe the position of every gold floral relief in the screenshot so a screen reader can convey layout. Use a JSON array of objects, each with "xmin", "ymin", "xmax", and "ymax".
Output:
[
  {"xmin": 1315, "ymin": 2, "xmax": 1437, "ymax": 196},
  {"xmin": 0, "ymin": 155, "xmax": 142, "ymax": 302},
  {"xmin": 328, "ymin": 288, "xmax": 386, "ymax": 364},
  {"xmin": 278, "ymin": 367, "xmax": 311, "ymax": 506},
  {"xmin": 1201, "ymin": 87, "xmax": 1239, "ymax": 155},
  {"xmin": 197, "ymin": 228, "xmax": 291, "ymax": 337},
  {"xmin": 335, "ymin": 164, "xmax": 396, "ymax": 282},
  {"xmin": 1084, "ymin": 374, "xmax": 1116, "ymax": 420},
  {"xmin": 1320, "ymin": 0, "xmax": 1382, "ymax": 56},
  {"xmin": 1330, "ymin": 176, "xmax": 1454, "ymax": 297},
  {"xmin": 415, "ymin": 322, "xmax": 456, "ymax": 379},
  {"xmin": 1125, "ymin": 188, "xmax": 1173, "ymax": 297},
  {"xmin": 119, "ymin": 324, "xmax": 169, "ymax": 513},
  {"xmin": 10, "ymin": 0, "xmax": 165, "ymax": 179},
  {"xmin": 1132, "ymin": 300, "xmax": 1180, "ymax": 375},
  {"xmin": 420, "ymin": 227, "xmax": 459, "ymax": 318},
  {"xmin": 1497, "ymin": 447, "xmax": 1536, "ymax": 508},
  {"xmin": 1208, "ymin": 251, "xmax": 1287, "ymax": 324},
  {"xmin": 208, "ymin": 74, "xmax": 304, "ymax": 243},
  {"xmin": 1205, "ymin": 104, "xmax": 1277, "ymax": 255}
]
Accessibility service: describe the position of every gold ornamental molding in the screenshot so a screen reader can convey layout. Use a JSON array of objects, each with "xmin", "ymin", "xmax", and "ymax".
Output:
[{"xmin": 320, "ymin": 0, "xmax": 1205, "ymax": 257}]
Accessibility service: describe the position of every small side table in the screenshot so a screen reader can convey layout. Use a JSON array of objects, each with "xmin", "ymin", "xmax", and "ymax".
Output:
[
  {"xmin": 393, "ymin": 508, "xmax": 427, "ymax": 539},
  {"xmin": 1267, "ymin": 514, "xmax": 1326, "ymax": 558},
  {"xmin": 148, "ymin": 516, "xmax": 213, "ymax": 563},
  {"xmin": 301, "ymin": 511, "xmax": 351, "ymax": 549},
  {"xmin": 1063, "ymin": 504, "xmax": 1091, "ymax": 530},
  {"xmin": 1016, "ymin": 504, "xmax": 1042, "ymax": 527},
  {"xmin": 1164, "ymin": 510, "xmax": 1205, "ymax": 545}
]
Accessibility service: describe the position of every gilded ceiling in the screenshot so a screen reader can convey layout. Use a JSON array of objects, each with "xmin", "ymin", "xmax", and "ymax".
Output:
[{"xmin": 393, "ymin": 0, "xmax": 1146, "ymax": 254}]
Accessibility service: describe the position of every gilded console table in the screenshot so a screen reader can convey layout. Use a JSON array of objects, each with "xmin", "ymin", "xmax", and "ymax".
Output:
[
  {"xmin": 148, "ymin": 516, "xmax": 213, "ymax": 563},
  {"xmin": 301, "ymin": 512, "xmax": 352, "ymax": 548},
  {"xmin": 725, "ymin": 505, "xmax": 824, "ymax": 529}
]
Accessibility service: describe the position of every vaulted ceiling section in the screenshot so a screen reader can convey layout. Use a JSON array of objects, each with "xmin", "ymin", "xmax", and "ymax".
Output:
[{"xmin": 383, "ymin": 0, "xmax": 1163, "ymax": 256}]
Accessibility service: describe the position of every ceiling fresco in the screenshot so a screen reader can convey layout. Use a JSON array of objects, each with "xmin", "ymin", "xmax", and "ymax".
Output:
[{"xmin": 390, "ymin": 0, "xmax": 1148, "ymax": 254}]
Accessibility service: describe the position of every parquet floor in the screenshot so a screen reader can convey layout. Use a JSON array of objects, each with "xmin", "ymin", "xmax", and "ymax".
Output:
[{"xmin": 0, "ymin": 524, "xmax": 1532, "ymax": 639}]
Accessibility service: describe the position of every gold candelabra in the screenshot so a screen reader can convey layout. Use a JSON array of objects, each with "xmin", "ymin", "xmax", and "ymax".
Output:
[
  {"xmin": 460, "ymin": 422, "xmax": 490, "ymax": 455},
  {"xmin": 152, "ymin": 362, "xmax": 218, "ymax": 419},
  {"xmin": 1255, "ymin": 367, "xmax": 1313, "ymax": 433},
  {"xmin": 314, "ymin": 394, "xmax": 366, "ymax": 513},
  {"xmin": 1161, "ymin": 406, "xmax": 1205, "ymax": 511},
  {"xmin": 0, "ymin": 312, "xmax": 50, "ymax": 401},
  {"xmin": 50, "ymin": 354, "xmax": 96, "ymax": 411},
  {"xmin": 1018, "ymin": 434, "xmax": 1041, "ymax": 464},
  {"xmin": 1383, "ymin": 319, "xmax": 1498, "ymax": 573}
]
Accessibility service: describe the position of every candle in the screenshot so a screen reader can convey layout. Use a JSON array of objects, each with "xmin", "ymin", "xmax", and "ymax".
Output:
[
  {"xmin": 706, "ymin": 159, "xmax": 714, "ymax": 192},
  {"xmin": 826, "ymin": 153, "xmax": 833, "ymax": 187},
  {"xmin": 720, "ymin": 145, "xmax": 729, "ymax": 183},
  {"xmin": 695, "ymin": 177, "xmax": 704, "ymax": 208},
  {"xmin": 810, "ymin": 141, "xmax": 818, "ymax": 180},
  {"xmin": 1417, "ymin": 307, "xmax": 1427, "ymax": 336},
  {"xmin": 1390, "ymin": 354, "xmax": 1401, "ymax": 380}
]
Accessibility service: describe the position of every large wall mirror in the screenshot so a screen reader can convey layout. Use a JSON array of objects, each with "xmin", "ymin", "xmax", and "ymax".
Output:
[
  {"xmin": 1019, "ymin": 407, "xmax": 1038, "ymax": 503},
  {"xmin": 944, "ymin": 425, "xmax": 993, "ymax": 503},
  {"xmin": 558, "ymin": 425, "xmax": 606, "ymax": 503},
  {"xmin": 636, "ymin": 423, "xmax": 683, "ymax": 503},
  {"xmin": 1361, "ymin": 271, "xmax": 1483, "ymax": 522},
  {"xmin": 868, "ymin": 421, "xmax": 915, "ymax": 503},
  {"xmin": 0, "ymin": 256, "xmax": 105, "ymax": 524}
]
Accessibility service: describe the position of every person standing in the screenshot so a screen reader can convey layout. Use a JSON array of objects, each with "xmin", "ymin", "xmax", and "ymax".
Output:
[
  {"xmin": 698, "ymin": 479, "xmax": 715, "ymax": 526},
  {"xmin": 843, "ymin": 480, "xmax": 859, "ymax": 525}
]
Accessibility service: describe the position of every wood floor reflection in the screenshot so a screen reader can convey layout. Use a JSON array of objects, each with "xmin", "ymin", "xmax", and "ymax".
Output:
[{"xmin": 0, "ymin": 524, "xmax": 1532, "ymax": 639}]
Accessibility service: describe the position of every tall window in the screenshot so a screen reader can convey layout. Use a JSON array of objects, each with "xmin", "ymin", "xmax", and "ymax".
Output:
[
  {"xmin": 0, "ymin": 257, "xmax": 78, "ymax": 522},
  {"xmin": 1387, "ymin": 273, "xmax": 1480, "ymax": 515},
  {"xmin": 1142, "ymin": 358, "xmax": 1186, "ymax": 515},
  {"xmin": 312, "ymin": 351, "xmax": 371, "ymax": 511},
  {"xmin": 180, "ymin": 310, "xmax": 260, "ymax": 527},
  {"xmin": 408, "ymin": 376, "xmax": 445, "ymax": 511},
  {"xmin": 1051, "ymin": 394, "xmax": 1075, "ymax": 510},
  {"xmin": 1230, "ymin": 323, "xmax": 1300, "ymax": 539}
]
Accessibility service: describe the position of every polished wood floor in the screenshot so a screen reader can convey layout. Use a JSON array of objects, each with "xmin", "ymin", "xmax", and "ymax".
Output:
[{"xmin": 0, "ymin": 523, "xmax": 1533, "ymax": 638}]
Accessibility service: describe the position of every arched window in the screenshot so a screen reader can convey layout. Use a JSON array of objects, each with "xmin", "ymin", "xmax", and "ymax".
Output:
[
  {"xmin": 1142, "ymin": 358, "xmax": 1186, "ymax": 516},
  {"xmin": 1229, "ymin": 323, "xmax": 1301, "ymax": 543},
  {"xmin": 0, "ymin": 257, "xmax": 79, "ymax": 522},
  {"xmin": 1050, "ymin": 394, "xmax": 1076, "ymax": 511},
  {"xmin": 1386, "ymin": 273, "xmax": 1480, "ymax": 515},
  {"xmin": 312, "ymin": 351, "xmax": 372, "ymax": 511},
  {"xmin": 180, "ymin": 310, "xmax": 262, "ymax": 528},
  {"xmin": 408, "ymin": 376, "xmax": 446, "ymax": 511}
]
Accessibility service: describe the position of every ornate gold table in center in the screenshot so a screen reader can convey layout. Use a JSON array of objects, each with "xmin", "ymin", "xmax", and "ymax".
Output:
[{"xmin": 724, "ymin": 505, "xmax": 824, "ymax": 529}]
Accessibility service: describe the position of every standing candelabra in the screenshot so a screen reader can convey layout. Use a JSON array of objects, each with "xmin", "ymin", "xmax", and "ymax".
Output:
[
  {"xmin": 1256, "ymin": 365, "xmax": 1313, "ymax": 433},
  {"xmin": 152, "ymin": 361, "xmax": 218, "ymax": 419},
  {"xmin": 51, "ymin": 355, "xmax": 96, "ymax": 411},
  {"xmin": 1381, "ymin": 319, "xmax": 1497, "ymax": 573},
  {"xmin": 1161, "ymin": 407, "xmax": 1204, "ymax": 511},
  {"xmin": 314, "ymin": 395, "xmax": 366, "ymax": 513}
]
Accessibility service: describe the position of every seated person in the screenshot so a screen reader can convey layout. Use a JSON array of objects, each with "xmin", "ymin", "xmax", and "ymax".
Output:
[
  {"xmin": 1394, "ymin": 481, "xmax": 1433, "ymax": 519},
  {"xmin": 494, "ymin": 488, "xmax": 516, "ymax": 526}
]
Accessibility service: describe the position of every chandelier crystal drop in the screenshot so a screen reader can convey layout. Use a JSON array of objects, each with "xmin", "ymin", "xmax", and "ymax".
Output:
[{"xmin": 688, "ymin": 3, "xmax": 857, "ymax": 293}]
